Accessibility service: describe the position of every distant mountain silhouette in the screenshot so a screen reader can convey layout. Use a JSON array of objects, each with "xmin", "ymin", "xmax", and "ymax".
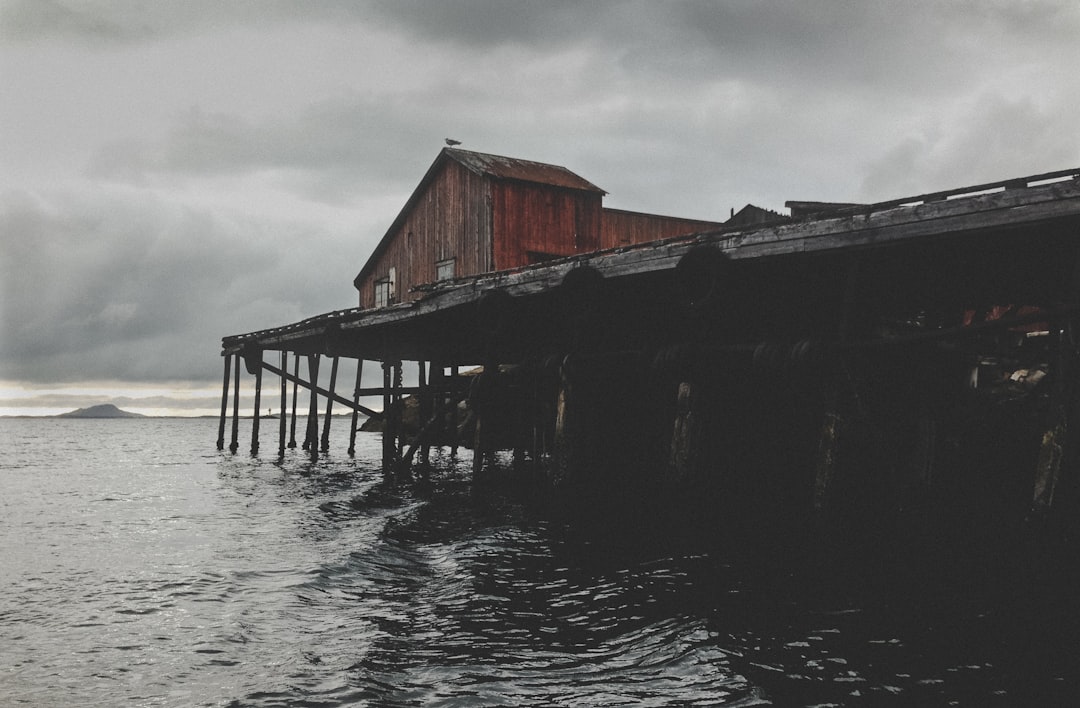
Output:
[{"xmin": 58, "ymin": 404, "xmax": 145, "ymax": 418}]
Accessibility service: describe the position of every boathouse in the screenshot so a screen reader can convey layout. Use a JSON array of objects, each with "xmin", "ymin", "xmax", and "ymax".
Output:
[
  {"xmin": 221, "ymin": 161, "xmax": 1080, "ymax": 541},
  {"xmin": 353, "ymin": 148, "xmax": 723, "ymax": 308}
]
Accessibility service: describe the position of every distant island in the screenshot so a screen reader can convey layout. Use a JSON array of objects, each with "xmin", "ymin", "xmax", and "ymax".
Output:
[{"xmin": 58, "ymin": 404, "xmax": 145, "ymax": 419}]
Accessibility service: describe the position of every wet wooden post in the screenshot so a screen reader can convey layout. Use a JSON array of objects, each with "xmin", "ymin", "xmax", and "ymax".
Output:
[
  {"xmin": 450, "ymin": 365, "xmax": 460, "ymax": 456},
  {"xmin": 1032, "ymin": 310, "xmax": 1071, "ymax": 519},
  {"xmin": 303, "ymin": 354, "xmax": 321, "ymax": 456},
  {"xmin": 381, "ymin": 360, "xmax": 394, "ymax": 472},
  {"xmin": 471, "ymin": 350, "xmax": 502, "ymax": 479},
  {"xmin": 348, "ymin": 359, "xmax": 364, "ymax": 456},
  {"xmin": 814, "ymin": 257, "xmax": 861, "ymax": 524},
  {"xmin": 217, "ymin": 354, "xmax": 231, "ymax": 450},
  {"xmin": 417, "ymin": 361, "xmax": 430, "ymax": 467},
  {"xmin": 250, "ymin": 350, "xmax": 263, "ymax": 456},
  {"xmin": 278, "ymin": 350, "xmax": 288, "ymax": 457},
  {"xmin": 551, "ymin": 356, "xmax": 576, "ymax": 487},
  {"xmin": 425, "ymin": 362, "xmax": 445, "ymax": 466},
  {"xmin": 393, "ymin": 361, "xmax": 404, "ymax": 462},
  {"xmin": 320, "ymin": 356, "xmax": 339, "ymax": 453},
  {"xmin": 669, "ymin": 380, "xmax": 700, "ymax": 481},
  {"xmin": 813, "ymin": 393, "xmax": 843, "ymax": 518},
  {"xmin": 288, "ymin": 353, "xmax": 300, "ymax": 448},
  {"xmin": 229, "ymin": 354, "xmax": 241, "ymax": 453}
]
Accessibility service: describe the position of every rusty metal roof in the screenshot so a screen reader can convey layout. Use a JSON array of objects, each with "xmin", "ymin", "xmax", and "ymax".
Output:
[{"xmin": 445, "ymin": 148, "xmax": 606, "ymax": 193}]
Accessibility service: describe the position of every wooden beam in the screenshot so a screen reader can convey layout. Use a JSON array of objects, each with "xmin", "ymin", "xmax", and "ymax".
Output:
[
  {"xmin": 278, "ymin": 351, "xmax": 287, "ymax": 457},
  {"xmin": 320, "ymin": 356, "xmax": 339, "ymax": 453},
  {"xmin": 250, "ymin": 350, "xmax": 262, "ymax": 455},
  {"xmin": 229, "ymin": 355, "xmax": 241, "ymax": 453},
  {"xmin": 288, "ymin": 353, "xmax": 299, "ymax": 448},
  {"xmin": 303, "ymin": 354, "xmax": 320, "ymax": 454},
  {"xmin": 348, "ymin": 359, "xmax": 364, "ymax": 456},
  {"xmin": 260, "ymin": 359, "xmax": 383, "ymax": 420},
  {"xmin": 217, "ymin": 354, "xmax": 231, "ymax": 451}
]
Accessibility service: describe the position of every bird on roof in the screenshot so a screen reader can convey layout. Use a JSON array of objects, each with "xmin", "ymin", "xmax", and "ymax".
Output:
[{"xmin": 445, "ymin": 138, "xmax": 461, "ymax": 146}]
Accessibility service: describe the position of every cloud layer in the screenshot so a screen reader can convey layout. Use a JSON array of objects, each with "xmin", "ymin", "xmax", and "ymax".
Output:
[{"xmin": 3, "ymin": 0, "xmax": 1079, "ymax": 396}]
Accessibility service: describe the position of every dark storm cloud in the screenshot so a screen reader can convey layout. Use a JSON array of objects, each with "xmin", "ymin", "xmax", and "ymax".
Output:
[
  {"xmin": 3, "ymin": 0, "xmax": 1079, "ymax": 397},
  {"xmin": 87, "ymin": 98, "xmax": 440, "ymax": 205},
  {"xmin": 0, "ymin": 188, "xmax": 357, "ymax": 384}
]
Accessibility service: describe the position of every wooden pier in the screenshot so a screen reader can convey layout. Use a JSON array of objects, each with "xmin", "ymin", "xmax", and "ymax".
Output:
[{"xmin": 222, "ymin": 167, "xmax": 1080, "ymax": 538}]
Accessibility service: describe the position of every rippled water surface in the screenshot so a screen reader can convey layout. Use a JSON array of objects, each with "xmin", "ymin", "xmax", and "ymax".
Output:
[{"xmin": 2, "ymin": 418, "xmax": 1078, "ymax": 706}]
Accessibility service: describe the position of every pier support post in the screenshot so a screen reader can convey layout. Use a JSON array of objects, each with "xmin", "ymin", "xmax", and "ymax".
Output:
[
  {"xmin": 381, "ymin": 360, "xmax": 402, "ymax": 472},
  {"xmin": 1032, "ymin": 312, "xmax": 1075, "ymax": 521},
  {"xmin": 393, "ymin": 362, "xmax": 404, "ymax": 462},
  {"xmin": 669, "ymin": 381, "xmax": 702, "ymax": 482},
  {"xmin": 418, "ymin": 361, "xmax": 431, "ymax": 468},
  {"xmin": 471, "ymin": 366, "xmax": 495, "ymax": 477},
  {"xmin": 217, "ymin": 354, "xmax": 231, "ymax": 450},
  {"xmin": 288, "ymin": 354, "xmax": 299, "ymax": 448},
  {"xmin": 229, "ymin": 354, "xmax": 241, "ymax": 453},
  {"xmin": 348, "ymin": 359, "xmax": 363, "ymax": 456},
  {"xmin": 320, "ymin": 356, "xmax": 339, "ymax": 453},
  {"xmin": 250, "ymin": 350, "xmax": 262, "ymax": 456},
  {"xmin": 813, "ymin": 399, "xmax": 843, "ymax": 520},
  {"xmin": 278, "ymin": 351, "xmax": 288, "ymax": 457},
  {"xmin": 551, "ymin": 357, "xmax": 579, "ymax": 487},
  {"xmin": 303, "ymin": 354, "xmax": 321, "ymax": 458},
  {"xmin": 450, "ymin": 365, "xmax": 460, "ymax": 456}
]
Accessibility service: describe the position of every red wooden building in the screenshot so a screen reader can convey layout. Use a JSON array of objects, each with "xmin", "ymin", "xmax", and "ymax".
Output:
[{"xmin": 354, "ymin": 148, "xmax": 723, "ymax": 308}]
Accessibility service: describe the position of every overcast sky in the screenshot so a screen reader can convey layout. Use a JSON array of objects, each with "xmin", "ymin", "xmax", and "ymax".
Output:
[{"xmin": 2, "ymin": 0, "xmax": 1079, "ymax": 415}]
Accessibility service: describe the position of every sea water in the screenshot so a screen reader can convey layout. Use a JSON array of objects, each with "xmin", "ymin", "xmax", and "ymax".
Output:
[{"xmin": 1, "ymin": 417, "xmax": 1077, "ymax": 706}]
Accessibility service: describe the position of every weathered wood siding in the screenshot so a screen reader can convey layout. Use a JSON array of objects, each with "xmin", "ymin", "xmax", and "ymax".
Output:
[
  {"xmin": 491, "ymin": 182, "xmax": 603, "ymax": 269},
  {"xmin": 358, "ymin": 161, "xmax": 493, "ymax": 308},
  {"xmin": 601, "ymin": 209, "xmax": 722, "ymax": 249}
]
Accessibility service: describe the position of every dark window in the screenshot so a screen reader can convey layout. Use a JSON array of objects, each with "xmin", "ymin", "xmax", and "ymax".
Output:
[{"xmin": 374, "ymin": 279, "xmax": 390, "ymax": 308}]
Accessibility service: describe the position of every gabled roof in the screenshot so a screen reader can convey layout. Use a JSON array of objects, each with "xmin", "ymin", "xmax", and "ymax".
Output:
[
  {"xmin": 445, "ymin": 148, "xmax": 606, "ymax": 193},
  {"xmin": 355, "ymin": 148, "xmax": 606, "ymax": 289}
]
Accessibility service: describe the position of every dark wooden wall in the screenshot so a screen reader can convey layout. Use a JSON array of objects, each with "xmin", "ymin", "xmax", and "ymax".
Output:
[
  {"xmin": 601, "ymin": 209, "xmax": 722, "ymax": 249},
  {"xmin": 492, "ymin": 181, "xmax": 602, "ymax": 269},
  {"xmin": 357, "ymin": 161, "xmax": 494, "ymax": 308},
  {"xmin": 357, "ymin": 165, "xmax": 722, "ymax": 309}
]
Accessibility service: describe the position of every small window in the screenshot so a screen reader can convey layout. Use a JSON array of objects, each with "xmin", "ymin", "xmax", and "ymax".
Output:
[
  {"xmin": 374, "ymin": 278, "xmax": 391, "ymax": 308},
  {"xmin": 436, "ymin": 258, "xmax": 456, "ymax": 281}
]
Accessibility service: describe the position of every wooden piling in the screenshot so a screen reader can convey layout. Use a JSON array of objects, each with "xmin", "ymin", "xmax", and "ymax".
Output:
[
  {"xmin": 450, "ymin": 365, "xmax": 460, "ymax": 456},
  {"xmin": 669, "ymin": 381, "xmax": 699, "ymax": 481},
  {"xmin": 250, "ymin": 350, "xmax": 262, "ymax": 456},
  {"xmin": 393, "ymin": 362, "xmax": 404, "ymax": 462},
  {"xmin": 382, "ymin": 360, "xmax": 394, "ymax": 472},
  {"xmin": 813, "ymin": 407, "xmax": 843, "ymax": 518},
  {"xmin": 348, "ymin": 359, "xmax": 363, "ymax": 456},
  {"xmin": 418, "ymin": 361, "xmax": 430, "ymax": 467},
  {"xmin": 217, "ymin": 354, "xmax": 231, "ymax": 450},
  {"xmin": 278, "ymin": 350, "xmax": 287, "ymax": 457},
  {"xmin": 229, "ymin": 354, "xmax": 241, "ymax": 453},
  {"xmin": 551, "ymin": 358, "xmax": 580, "ymax": 487},
  {"xmin": 288, "ymin": 353, "xmax": 299, "ymax": 448},
  {"xmin": 1032, "ymin": 316, "xmax": 1069, "ymax": 519},
  {"xmin": 303, "ymin": 354, "xmax": 320, "ymax": 456},
  {"xmin": 320, "ymin": 356, "xmax": 339, "ymax": 453}
]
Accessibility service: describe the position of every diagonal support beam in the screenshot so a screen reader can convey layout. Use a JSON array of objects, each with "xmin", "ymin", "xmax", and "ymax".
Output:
[{"xmin": 260, "ymin": 359, "xmax": 384, "ymax": 420}]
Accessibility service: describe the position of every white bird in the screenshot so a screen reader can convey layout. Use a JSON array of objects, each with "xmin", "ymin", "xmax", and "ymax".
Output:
[{"xmin": 445, "ymin": 138, "xmax": 462, "ymax": 146}]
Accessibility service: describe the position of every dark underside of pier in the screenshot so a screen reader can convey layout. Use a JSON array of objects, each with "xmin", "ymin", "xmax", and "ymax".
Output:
[{"xmin": 221, "ymin": 170, "xmax": 1080, "ymax": 544}]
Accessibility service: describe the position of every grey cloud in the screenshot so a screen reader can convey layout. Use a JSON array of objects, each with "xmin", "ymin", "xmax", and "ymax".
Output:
[
  {"xmin": 87, "ymin": 99, "xmax": 443, "ymax": 205},
  {"xmin": 0, "ymin": 188, "xmax": 359, "ymax": 385}
]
